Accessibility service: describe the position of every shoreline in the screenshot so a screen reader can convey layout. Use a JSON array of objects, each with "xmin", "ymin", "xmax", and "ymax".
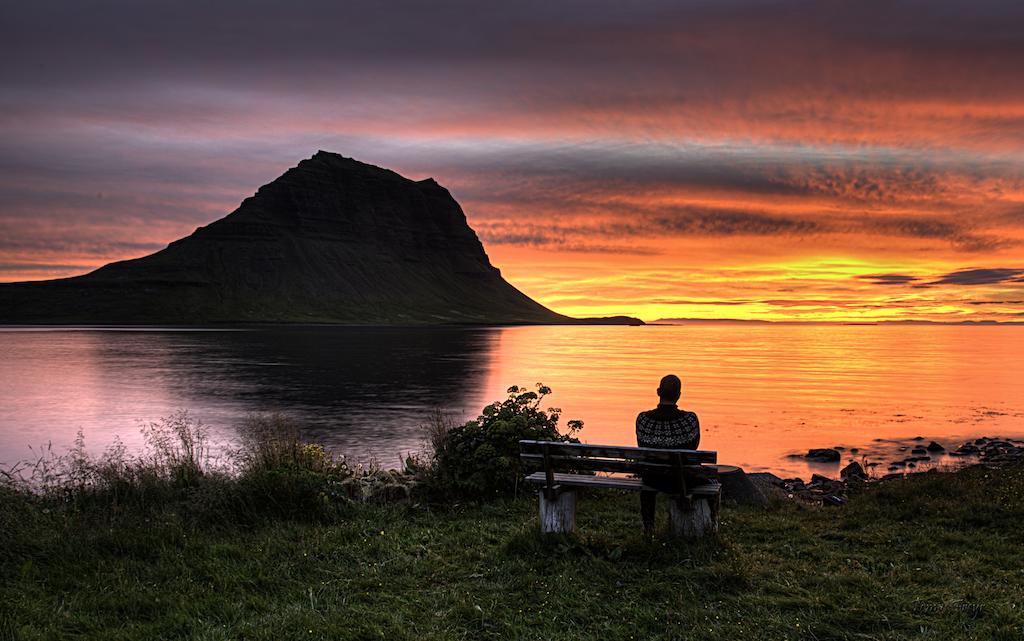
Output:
[{"xmin": 6, "ymin": 429, "xmax": 1024, "ymax": 485}]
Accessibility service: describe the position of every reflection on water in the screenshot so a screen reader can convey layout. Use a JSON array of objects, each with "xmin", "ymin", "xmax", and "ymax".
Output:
[
  {"xmin": 0, "ymin": 327, "xmax": 494, "ymax": 468},
  {"xmin": 1, "ymin": 325, "xmax": 1023, "ymax": 476}
]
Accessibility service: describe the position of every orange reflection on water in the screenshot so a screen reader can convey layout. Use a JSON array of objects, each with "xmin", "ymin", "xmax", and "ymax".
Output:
[
  {"xmin": 2, "ymin": 325, "xmax": 1022, "ymax": 477},
  {"xmin": 478, "ymin": 325, "xmax": 1024, "ymax": 477}
]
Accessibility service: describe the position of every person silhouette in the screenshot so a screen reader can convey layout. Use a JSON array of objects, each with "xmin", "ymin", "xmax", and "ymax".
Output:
[{"xmin": 635, "ymin": 374, "xmax": 701, "ymax": 535}]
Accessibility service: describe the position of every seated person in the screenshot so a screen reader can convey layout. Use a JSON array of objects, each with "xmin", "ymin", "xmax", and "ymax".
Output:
[{"xmin": 635, "ymin": 374, "xmax": 700, "ymax": 534}]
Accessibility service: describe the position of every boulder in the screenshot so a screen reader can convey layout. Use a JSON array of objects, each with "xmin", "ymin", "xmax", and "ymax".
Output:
[
  {"xmin": 746, "ymin": 472, "xmax": 788, "ymax": 501},
  {"xmin": 716, "ymin": 466, "xmax": 768, "ymax": 507},
  {"xmin": 840, "ymin": 461, "xmax": 867, "ymax": 481},
  {"xmin": 926, "ymin": 441, "xmax": 945, "ymax": 452},
  {"xmin": 805, "ymin": 448, "xmax": 841, "ymax": 462},
  {"xmin": 782, "ymin": 478, "xmax": 806, "ymax": 491}
]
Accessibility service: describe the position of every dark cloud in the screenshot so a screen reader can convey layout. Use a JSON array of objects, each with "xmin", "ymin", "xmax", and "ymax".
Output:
[
  {"xmin": 650, "ymin": 207, "xmax": 820, "ymax": 236},
  {"xmin": 869, "ymin": 217, "xmax": 959, "ymax": 240},
  {"xmin": 919, "ymin": 268, "xmax": 1024, "ymax": 287},
  {"xmin": 473, "ymin": 195, "xmax": 1022, "ymax": 250},
  {"xmin": 3, "ymin": 1, "xmax": 1022, "ymax": 95},
  {"xmin": 476, "ymin": 206, "xmax": 821, "ymax": 243},
  {"xmin": 0, "ymin": 236, "xmax": 165, "ymax": 255},
  {"xmin": 948, "ymin": 234, "xmax": 1020, "ymax": 253},
  {"xmin": 0, "ymin": 263, "xmax": 92, "ymax": 272},
  {"xmin": 856, "ymin": 274, "xmax": 920, "ymax": 285},
  {"xmin": 476, "ymin": 225, "xmax": 658, "ymax": 255}
]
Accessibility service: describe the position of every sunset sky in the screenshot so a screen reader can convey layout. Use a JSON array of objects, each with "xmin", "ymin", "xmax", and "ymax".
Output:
[{"xmin": 2, "ymin": 1, "xmax": 1023, "ymax": 322}]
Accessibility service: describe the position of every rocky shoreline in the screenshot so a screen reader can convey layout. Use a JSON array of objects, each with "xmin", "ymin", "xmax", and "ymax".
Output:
[{"xmin": 757, "ymin": 435, "xmax": 1024, "ymax": 506}]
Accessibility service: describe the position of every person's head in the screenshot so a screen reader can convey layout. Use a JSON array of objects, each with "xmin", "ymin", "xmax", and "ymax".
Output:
[{"xmin": 657, "ymin": 374, "xmax": 682, "ymax": 404}]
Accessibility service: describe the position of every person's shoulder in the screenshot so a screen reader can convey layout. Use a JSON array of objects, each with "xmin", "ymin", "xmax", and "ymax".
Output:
[{"xmin": 636, "ymin": 408, "xmax": 659, "ymax": 422}]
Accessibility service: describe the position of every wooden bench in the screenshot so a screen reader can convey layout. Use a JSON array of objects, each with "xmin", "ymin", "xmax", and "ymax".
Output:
[{"xmin": 519, "ymin": 440, "xmax": 722, "ymax": 539}]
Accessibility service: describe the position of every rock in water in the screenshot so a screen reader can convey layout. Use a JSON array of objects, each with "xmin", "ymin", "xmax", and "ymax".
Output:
[
  {"xmin": 0, "ymin": 152, "xmax": 642, "ymax": 325},
  {"xmin": 805, "ymin": 448, "xmax": 841, "ymax": 462}
]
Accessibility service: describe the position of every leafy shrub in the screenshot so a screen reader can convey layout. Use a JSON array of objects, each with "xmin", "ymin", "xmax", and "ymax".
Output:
[{"xmin": 422, "ymin": 384, "xmax": 582, "ymax": 499}]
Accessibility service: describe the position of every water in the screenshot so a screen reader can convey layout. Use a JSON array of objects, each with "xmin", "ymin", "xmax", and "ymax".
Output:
[{"xmin": 1, "ymin": 325, "xmax": 1023, "ymax": 477}]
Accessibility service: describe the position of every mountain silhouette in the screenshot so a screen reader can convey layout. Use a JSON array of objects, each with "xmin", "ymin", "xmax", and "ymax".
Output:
[{"xmin": 0, "ymin": 151, "xmax": 640, "ymax": 325}]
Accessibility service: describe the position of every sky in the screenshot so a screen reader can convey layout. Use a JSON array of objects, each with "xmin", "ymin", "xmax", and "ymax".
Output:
[{"xmin": 2, "ymin": 0, "xmax": 1023, "ymax": 322}]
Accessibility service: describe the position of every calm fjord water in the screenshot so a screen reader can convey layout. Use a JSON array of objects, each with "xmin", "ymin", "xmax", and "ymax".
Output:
[{"xmin": 2, "ymin": 325, "xmax": 1022, "ymax": 476}]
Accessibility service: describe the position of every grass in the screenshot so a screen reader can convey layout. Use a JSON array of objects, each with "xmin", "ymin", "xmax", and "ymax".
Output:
[{"xmin": 2, "ymin": 464, "xmax": 1024, "ymax": 640}]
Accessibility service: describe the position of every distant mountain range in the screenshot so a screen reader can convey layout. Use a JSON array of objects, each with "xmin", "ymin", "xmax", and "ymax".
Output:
[
  {"xmin": 652, "ymin": 318, "xmax": 774, "ymax": 325},
  {"xmin": 0, "ymin": 151, "xmax": 640, "ymax": 326}
]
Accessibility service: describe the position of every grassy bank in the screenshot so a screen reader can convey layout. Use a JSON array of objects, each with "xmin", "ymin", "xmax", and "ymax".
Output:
[{"xmin": 2, "ymin": 463, "xmax": 1023, "ymax": 641}]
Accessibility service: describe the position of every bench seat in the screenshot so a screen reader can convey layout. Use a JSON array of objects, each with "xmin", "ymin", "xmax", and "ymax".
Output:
[{"xmin": 524, "ymin": 471, "xmax": 721, "ymax": 498}]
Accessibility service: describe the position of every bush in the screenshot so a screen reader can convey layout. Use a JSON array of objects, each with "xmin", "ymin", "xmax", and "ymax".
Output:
[
  {"xmin": 225, "ymin": 413, "xmax": 350, "ymax": 520},
  {"xmin": 422, "ymin": 384, "xmax": 582, "ymax": 499},
  {"xmin": 234, "ymin": 413, "xmax": 333, "ymax": 474},
  {"xmin": 216, "ymin": 413, "xmax": 418, "ymax": 520}
]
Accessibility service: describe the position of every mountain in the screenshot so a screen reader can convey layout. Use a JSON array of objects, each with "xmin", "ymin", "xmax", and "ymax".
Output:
[{"xmin": 0, "ymin": 151, "xmax": 641, "ymax": 325}]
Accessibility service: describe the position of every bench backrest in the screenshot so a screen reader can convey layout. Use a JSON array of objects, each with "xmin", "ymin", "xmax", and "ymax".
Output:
[{"xmin": 519, "ymin": 440, "xmax": 718, "ymax": 492}]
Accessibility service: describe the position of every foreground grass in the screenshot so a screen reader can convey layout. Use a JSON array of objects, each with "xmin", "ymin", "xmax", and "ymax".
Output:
[{"xmin": 2, "ymin": 465, "xmax": 1023, "ymax": 641}]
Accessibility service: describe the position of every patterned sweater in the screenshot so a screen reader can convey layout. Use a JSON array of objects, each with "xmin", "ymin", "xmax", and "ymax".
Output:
[{"xmin": 635, "ymin": 404, "xmax": 700, "ymax": 450}]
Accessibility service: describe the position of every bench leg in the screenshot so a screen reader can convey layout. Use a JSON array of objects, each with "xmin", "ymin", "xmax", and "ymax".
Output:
[
  {"xmin": 539, "ymin": 488, "xmax": 576, "ymax": 534},
  {"xmin": 709, "ymin": 492, "xmax": 722, "ymax": 533},
  {"xmin": 669, "ymin": 496, "xmax": 717, "ymax": 540}
]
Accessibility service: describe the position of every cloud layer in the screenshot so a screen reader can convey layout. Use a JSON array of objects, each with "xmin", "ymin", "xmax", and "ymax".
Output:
[{"xmin": 1, "ymin": 1, "xmax": 1022, "ymax": 320}]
